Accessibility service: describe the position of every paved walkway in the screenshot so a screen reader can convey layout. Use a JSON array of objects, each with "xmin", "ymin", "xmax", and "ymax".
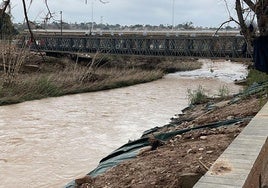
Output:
[{"xmin": 194, "ymin": 102, "xmax": 268, "ymax": 188}]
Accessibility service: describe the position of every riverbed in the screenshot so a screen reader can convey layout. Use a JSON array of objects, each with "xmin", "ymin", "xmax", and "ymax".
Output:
[{"xmin": 0, "ymin": 59, "xmax": 247, "ymax": 187}]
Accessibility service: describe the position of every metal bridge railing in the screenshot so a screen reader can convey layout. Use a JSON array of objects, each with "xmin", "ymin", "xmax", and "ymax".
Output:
[{"xmin": 21, "ymin": 35, "xmax": 252, "ymax": 58}]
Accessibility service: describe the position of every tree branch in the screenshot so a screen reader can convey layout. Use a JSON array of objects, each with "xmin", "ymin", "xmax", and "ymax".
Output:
[
  {"xmin": 22, "ymin": 0, "xmax": 45, "ymax": 61},
  {"xmin": 22, "ymin": 0, "xmax": 34, "ymax": 40},
  {"xmin": 243, "ymin": 0, "xmax": 256, "ymax": 12},
  {"xmin": 236, "ymin": 0, "xmax": 248, "ymax": 37},
  {"xmin": 1, "ymin": 0, "xmax": 10, "ymax": 15},
  {"xmin": 214, "ymin": 17, "xmax": 240, "ymax": 36},
  {"xmin": 44, "ymin": 0, "xmax": 53, "ymax": 20}
]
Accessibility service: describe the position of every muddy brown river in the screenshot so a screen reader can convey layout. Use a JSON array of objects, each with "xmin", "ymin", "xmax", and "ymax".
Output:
[{"xmin": 0, "ymin": 59, "xmax": 247, "ymax": 187}]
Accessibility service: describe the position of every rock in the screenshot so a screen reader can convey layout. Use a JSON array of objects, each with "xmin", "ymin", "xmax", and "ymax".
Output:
[
  {"xmin": 206, "ymin": 150, "xmax": 213, "ymax": 154},
  {"xmin": 211, "ymin": 128, "xmax": 217, "ymax": 131},
  {"xmin": 200, "ymin": 136, "xmax": 207, "ymax": 140},
  {"xmin": 198, "ymin": 148, "xmax": 204, "ymax": 151},
  {"xmin": 137, "ymin": 146, "xmax": 152, "ymax": 156},
  {"xmin": 187, "ymin": 149, "xmax": 193, "ymax": 154},
  {"xmin": 175, "ymin": 135, "xmax": 182, "ymax": 139}
]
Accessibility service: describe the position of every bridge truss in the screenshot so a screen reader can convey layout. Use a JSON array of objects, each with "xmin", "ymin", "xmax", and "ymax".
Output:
[{"xmin": 23, "ymin": 35, "xmax": 251, "ymax": 58}]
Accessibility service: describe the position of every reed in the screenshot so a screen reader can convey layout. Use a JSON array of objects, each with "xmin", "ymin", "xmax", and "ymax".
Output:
[
  {"xmin": 0, "ymin": 41, "xmax": 27, "ymax": 87},
  {"xmin": 0, "ymin": 64, "xmax": 164, "ymax": 104},
  {"xmin": 0, "ymin": 44, "xmax": 201, "ymax": 105}
]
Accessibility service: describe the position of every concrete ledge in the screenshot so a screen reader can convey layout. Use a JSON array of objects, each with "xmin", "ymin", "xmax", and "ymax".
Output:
[{"xmin": 194, "ymin": 102, "xmax": 268, "ymax": 188}]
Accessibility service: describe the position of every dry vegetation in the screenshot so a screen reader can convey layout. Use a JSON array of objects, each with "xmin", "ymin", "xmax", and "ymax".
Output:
[{"xmin": 0, "ymin": 42, "xmax": 202, "ymax": 105}]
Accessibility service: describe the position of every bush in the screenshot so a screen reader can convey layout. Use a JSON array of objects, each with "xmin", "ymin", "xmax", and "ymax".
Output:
[
  {"xmin": 246, "ymin": 69, "xmax": 268, "ymax": 86},
  {"xmin": 187, "ymin": 86, "xmax": 208, "ymax": 105},
  {"xmin": 218, "ymin": 85, "xmax": 230, "ymax": 98}
]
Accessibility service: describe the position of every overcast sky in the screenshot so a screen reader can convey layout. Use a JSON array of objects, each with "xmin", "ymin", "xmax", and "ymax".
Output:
[{"xmin": 11, "ymin": 0, "xmax": 238, "ymax": 27}]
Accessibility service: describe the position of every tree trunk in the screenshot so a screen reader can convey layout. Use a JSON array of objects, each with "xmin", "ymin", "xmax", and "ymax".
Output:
[
  {"xmin": 236, "ymin": 0, "xmax": 268, "ymax": 73},
  {"xmin": 254, "ymin": 1, "xmax": 268, "ymax": 73},
  {"xmin": 256, "ymin": 0, "xmax": 268, "ymax": 36}
]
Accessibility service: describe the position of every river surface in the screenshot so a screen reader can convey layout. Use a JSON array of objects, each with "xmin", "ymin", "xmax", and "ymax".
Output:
[{"xmin": 0, "ymin": 59, "xmax": 247, "ymax": 187}]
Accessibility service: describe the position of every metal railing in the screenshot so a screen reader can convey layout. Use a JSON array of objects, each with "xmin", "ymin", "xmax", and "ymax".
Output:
[{"xmin": 21, "ymin": 35, "xmax": 252, "ymax": 58}]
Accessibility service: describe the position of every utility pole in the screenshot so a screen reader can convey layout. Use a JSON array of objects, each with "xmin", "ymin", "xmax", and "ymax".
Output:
[
  {"xmin": 60, "ymin": 11, "xmax": 63, "ymax": 35},
  {"xmin": 91, "ymin": 1, "xmax": 94, "ymax": 32},
  {"xmin": 172, "ymin": 0, "xmax": 175, "ymax": 30}
]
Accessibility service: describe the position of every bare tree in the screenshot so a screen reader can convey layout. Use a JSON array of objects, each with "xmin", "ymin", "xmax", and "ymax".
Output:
[
  {"xmin": 225, "ymin": 0, "xmax": 268, "ymax": 73},
  {"xmin": 239, "ymin": 0, "xmax": 268, "ymax": 73},
  {"xmin": 235, "ymin": 0, "xmax": 268, "ymax": 40}
]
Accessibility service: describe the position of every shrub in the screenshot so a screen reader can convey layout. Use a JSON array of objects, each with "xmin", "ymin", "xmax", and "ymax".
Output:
[
  {"xmin": 187, "ymin": 86, "xmax": 208, "ymax": 105},
  {"xmin": 246, "ymin": 69, "xmax": 268, "ymax": 86},
  {"xmin": 0, "ymin": 42, "xmax": 26, "ymax": 87},
  {"xmin": 218, "ymin": 85, "xmax": 230, "ymax": 98}
]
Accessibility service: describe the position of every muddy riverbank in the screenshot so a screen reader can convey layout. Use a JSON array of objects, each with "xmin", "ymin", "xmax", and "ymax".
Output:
[
  {"xmin": 73, "ymin": 66, "xmax": 268, "ymax": 188},
  {"xmin": 0, "ymin": 59, "xmax": 248, "ymax": 187},
  {"xmin": 63, "ymin": 59, "xmax": 264, "ymax": 188}
]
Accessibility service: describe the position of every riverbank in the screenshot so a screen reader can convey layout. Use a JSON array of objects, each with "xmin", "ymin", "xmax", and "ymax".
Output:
[
  {"xmin": 72, "ymin": 69, "xmax": 268, "ymax": 187},
  {"xmin": 0, "ymin": 45, "xmax": 201, "ymax": 105},
  {"xmin": 1, "ymin": 59, "xmax": 246, "ymax": 187}
]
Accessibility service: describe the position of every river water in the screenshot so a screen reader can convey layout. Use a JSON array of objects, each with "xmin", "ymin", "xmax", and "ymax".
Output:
[{"xmin": 0, "ymin": 59, "xmax": 247, "ymax": 187}]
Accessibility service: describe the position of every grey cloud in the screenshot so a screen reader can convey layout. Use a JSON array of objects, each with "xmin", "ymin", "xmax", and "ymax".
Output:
[{"xmin": 12, "ymin": 0, "xmax": 237, "ymax": 27}]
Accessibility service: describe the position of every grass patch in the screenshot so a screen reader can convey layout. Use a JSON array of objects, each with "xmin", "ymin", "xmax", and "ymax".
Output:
[
  {"xmin": 217, "ymin": 85, "xmax": 230, "ymax": 98},
  {"xmin": 187, "ymin": 86, "xmax": 208, "ymax": 105},
  {"xmin": 246, "ymin": 69, "xmax": 268, "ymax": 86},
  {"xmin": 0, "ymin": 60, "xmax": 165, "ymax": 104}
]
